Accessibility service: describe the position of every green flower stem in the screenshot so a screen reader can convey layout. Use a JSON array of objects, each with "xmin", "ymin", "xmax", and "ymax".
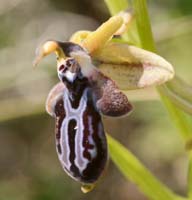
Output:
[
  {"xmin": 104, "ymin": 0, "xmax": 140, "ymax": 45},
  {"xmin": 158, "ymin": 87, "xmax": 192, "ymax": 142},
  {"xmin": 132, "ymin": 0, "xmax": 155, "ymax": 51},
  {"xmin": 104, "ymin": 0, "xmax": 129, "ymax": 15},
  {"xmin": 132, "ymin": 0, "xmax": 192, "ymax": 143},
  {"xmin": 188, "ymin": 152, "xmax": 192, "ymax": 199},
  {"xmin": 132, "ymin": 1, "xmax": 192, "ymax": 198},
  {"xmin": 104, "ymin": 0, "xmax": 192, "ymax": 199},
  {"xmin": 162, "ymin": 77, "xmax": 192, "ymax": 116},
  {"xmin": 105, "ymin": 0, "xmax": 192, "ymax": 142},
  {"xmin": 107, "ymin": 134, "xmax": 186, "ymax": 200}
]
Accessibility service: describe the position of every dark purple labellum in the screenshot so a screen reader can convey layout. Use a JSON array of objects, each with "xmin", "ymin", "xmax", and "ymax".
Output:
[
  {"xmin": 45, "ymin": 42, "xmax": 132, "ymax": 185},
  {"xmin": 53, "ymin": 76, "xmax": 108, "ymax": 183}
]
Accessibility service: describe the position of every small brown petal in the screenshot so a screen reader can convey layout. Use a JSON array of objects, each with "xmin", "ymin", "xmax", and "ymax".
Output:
[{"xmin": 93, "ymin": 71, "xmax": 133, "ymax": 117}]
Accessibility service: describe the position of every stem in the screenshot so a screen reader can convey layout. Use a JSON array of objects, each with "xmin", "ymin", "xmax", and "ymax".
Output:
[
  {"xmin": 132, "ymin": 0, "xmax": 156, "ymax": 51},
  {"xmin": 159, "ymin": 87, "xmax": 192, "ymax": 142},
  {"xmin": 132, "ymin": 0, "xmax": 192, "ymax": 143},
  {"xmin": 108, "ymin": 135, "xmax": 186, "ymax": 200},
  {"xmin": 104, "ymin": 0, "xmax": 140, "ymax": 45},
  {"xmin": 104, "ymin": 0, "xmax": 192, "ymax": 199},
  {"xmin": 160, "ymin": 78, "xmax": 192, "ymax": 116},
  {"xmin": 104, "ymin": 0, "xmax": 129, "ymax": 15},
  {"xmin": 188, "ymin": 152, "xmax": 192, "ymax": 200},
  {"xmin": 132, "ymin": 1, "xmax": 192, "ymax": 197}
]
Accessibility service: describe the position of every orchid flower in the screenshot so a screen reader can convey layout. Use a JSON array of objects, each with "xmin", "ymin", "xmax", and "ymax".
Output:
[{"xmin": 33, "ymin": 10, "xmax": 174, "ymax": 193}]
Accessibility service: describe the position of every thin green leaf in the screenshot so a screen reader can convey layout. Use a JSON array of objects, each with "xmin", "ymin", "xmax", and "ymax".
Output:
[
  {"xmin": 107, "ymin": 134, "xmax": 186, "ymax": 200},
  {"xmin": 104, "ymin": 0, "xmax": 192, "ymax": 199},
  {"xmin": 133, "ymin": 0, "xmax": 192, "ymax": 198}
]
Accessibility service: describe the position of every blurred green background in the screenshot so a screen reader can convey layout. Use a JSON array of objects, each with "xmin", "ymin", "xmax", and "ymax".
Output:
[{"xmin": 0, "ymin": 0, "xmax": 192, "ymax": 199}]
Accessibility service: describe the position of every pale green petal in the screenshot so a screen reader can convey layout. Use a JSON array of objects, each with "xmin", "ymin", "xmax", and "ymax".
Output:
[
  {"xmin": 93, "ymin": 42, "xmax": 174, "ymax": 90},
  {"xmin": 82, "ymin": 16, "xmax": 123, "ymax": 53}
]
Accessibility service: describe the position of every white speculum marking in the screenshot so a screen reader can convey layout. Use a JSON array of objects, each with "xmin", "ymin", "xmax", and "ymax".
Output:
[
  {"xmin": 87, "ymin": 116, "xmax": 97, "ymax": 159},
  {"xmin": 58, "ymin": 88, "xmax": 96, "ymax": 174},
  {"xmin": 58, "ymin": 69, "xmax": 77, "ymax": 83},
  {"xmin": 65, "ymin": 71, "xmax": 77, "ymax": 82}
]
